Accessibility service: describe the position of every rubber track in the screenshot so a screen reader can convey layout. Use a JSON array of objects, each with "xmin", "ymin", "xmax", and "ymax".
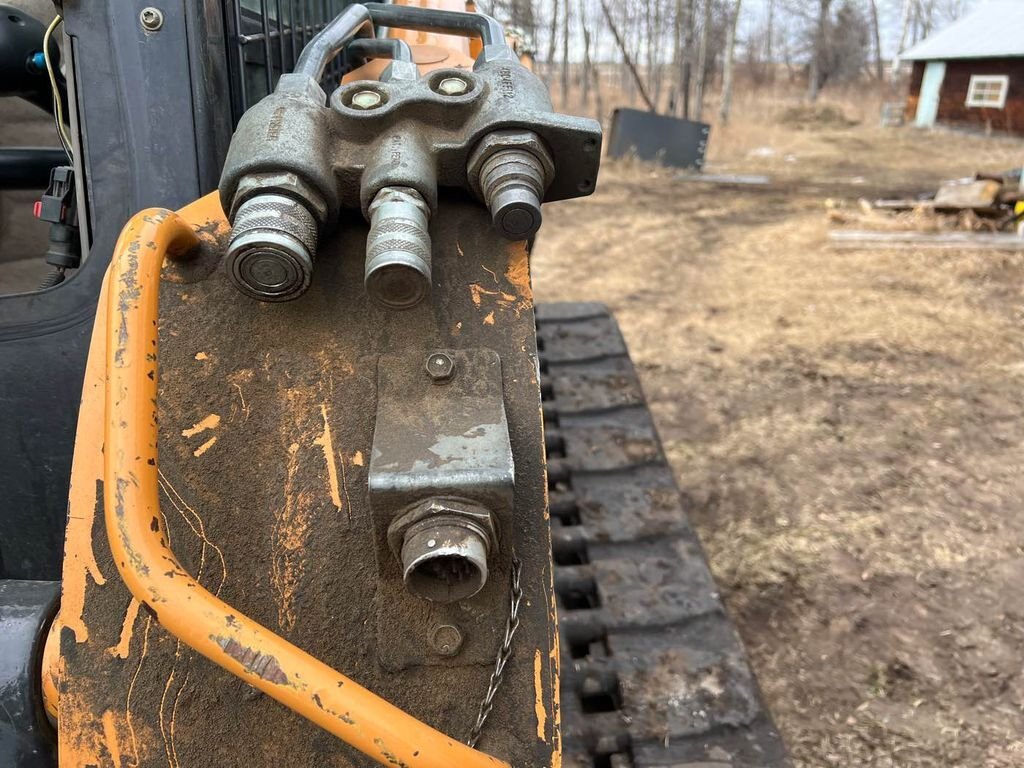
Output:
[{"xmin": 537, "ymin": 303, "xmax": 790, "ymax": 768}]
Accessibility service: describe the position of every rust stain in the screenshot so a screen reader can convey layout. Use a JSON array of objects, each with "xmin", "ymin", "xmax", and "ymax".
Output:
[
  {"xmin": 192, "ymin": 436, "xmax": 217, "ymax": 457},
  {"xmin": 212, "ymin": 634, "xmax": 290, "ymax": 685},
  {"xmin": 181, "ymin": 413, "xmax": 220, "ymax": 438},
  {"xmin": 313, "ymin": 403, "xmax": 343, "ymax": 512},
  {"xmin": 108, "ymin": 598, "xmax": 141, "ymax": 659},
  {"xmin": 352, "ymin": 450, "xmax": 364, "ymax": 467},
  {"xmin": 101, "ymin": 710, "xmax": 124, "ymax": 768},
  {"xmin": 534, "ymin": 649, "xmax": 547, "ymax": 740},
  {"xmin": 483, "ymin": 311, "xmax": 495, "ymax": 326}
]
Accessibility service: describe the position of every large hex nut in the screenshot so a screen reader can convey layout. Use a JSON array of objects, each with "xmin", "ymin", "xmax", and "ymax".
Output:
[
  {"xmin": 467, "ymin": 130, "xmax": 555, "ymax": 200},
  {"xmin": 230, "ymin": 172, "xmax": 329, "ymax": 225},
  {"xmin": 386, "ymin": 497, "xmax": 499, "ymax": 560}
]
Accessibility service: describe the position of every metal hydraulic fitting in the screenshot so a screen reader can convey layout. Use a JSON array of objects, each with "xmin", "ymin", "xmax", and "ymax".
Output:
[
  {"xmin": 225, "ymin": 172, "xmax": 328, "ymax": 302},
  {"xmin": 387, "ymin": 498, "xmax": 499, "ymax": 603},
  {"xmin": 365, "ymin": 186, "xmax": 432, "ymax": 310},
  {"xmin": 219, "ymin": 73, "xmax": 338, "ymax": 302},
  {"xmin": 467, "ymin": 129, "xmax": 555, "ymax": 241}
]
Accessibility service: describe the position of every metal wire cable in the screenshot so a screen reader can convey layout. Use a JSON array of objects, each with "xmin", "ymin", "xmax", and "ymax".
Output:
[
  {"xmin": 43, "ymin": 15, "xmax": 73, "ymax": 162},
  {"xmin": 467, "ymin": 554, "xmax": 524, "ymax": 748}
]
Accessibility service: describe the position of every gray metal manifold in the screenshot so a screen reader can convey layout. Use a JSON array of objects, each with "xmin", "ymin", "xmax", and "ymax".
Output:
[{"xmin": 218, "ymin": 2, "xmax": 602, "ymax": 306}]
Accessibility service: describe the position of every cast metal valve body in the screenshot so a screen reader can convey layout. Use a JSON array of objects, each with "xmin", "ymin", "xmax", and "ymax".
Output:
[{"xmin": 218, "ymin": 9, "xmax": 602, "ymax": 305}]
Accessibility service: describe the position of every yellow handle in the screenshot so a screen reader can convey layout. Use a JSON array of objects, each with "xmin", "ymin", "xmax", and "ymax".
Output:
[{"xmin": 104, "ymin": 207, "xmax": 510, "ymax": 768}]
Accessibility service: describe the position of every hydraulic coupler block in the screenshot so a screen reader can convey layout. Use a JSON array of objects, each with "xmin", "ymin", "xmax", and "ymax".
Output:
[{"xmin": 218, "ymin": 3, "xmax": 602, "ymax": 304}]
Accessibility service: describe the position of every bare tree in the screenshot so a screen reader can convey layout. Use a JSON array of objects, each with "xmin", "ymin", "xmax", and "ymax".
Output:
[
  {"xmin": 545, "ymin": 0, "xmax": 559, "ymax": 64},
  {"xmin": 719, "ymin": 0, "xmax": 743, "ymax": 124},
  {"xmin": 560, "ymin": 0, "xmax": 570, "ymax": 107},
  {"xmin": 807, "ymin": 0, "xmax": 831, "ymax": 101},
  {"xmin": 693, "ymin": 0, "xmax": 713, "ymax": 120},
  {"xmin": 868, "ymin": 0, "xmax": 883, "ymax": 80},
  {"xmin": 578, "ymin": 0, "xmax": 603, "ymax": 119},
  {"xmin": 891, "ymin": 0, "xmax": 913, "ymax": 81},
  {"xmin": 598, "ymin": 0, "xmax": 656, "ymax": 111}
]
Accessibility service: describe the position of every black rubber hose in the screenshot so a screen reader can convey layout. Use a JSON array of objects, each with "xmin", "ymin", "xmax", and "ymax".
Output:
[{"xmin": 0, "ymin": 148, "xmax": 67, "ymax": 191}]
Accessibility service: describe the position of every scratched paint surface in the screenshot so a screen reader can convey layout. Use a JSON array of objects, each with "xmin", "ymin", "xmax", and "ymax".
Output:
[{"xmin": 59, "ymin": 199, "xmax": 558, "ymax": 766}]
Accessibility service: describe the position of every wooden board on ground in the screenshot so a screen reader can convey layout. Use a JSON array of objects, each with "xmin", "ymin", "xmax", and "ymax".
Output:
[{"xmin": 830, "ymin": 230, "xmax": 1024, "ymax": 251}]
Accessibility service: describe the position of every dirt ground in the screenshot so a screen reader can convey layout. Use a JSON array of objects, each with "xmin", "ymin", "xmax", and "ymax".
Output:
[{"xmin": 532, "ymin": 114, "xmax": 1024, "ymax": 767}]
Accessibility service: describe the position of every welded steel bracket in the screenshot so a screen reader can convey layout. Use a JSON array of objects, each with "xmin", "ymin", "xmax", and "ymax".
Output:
[
  {"xmin": 369, "ymin": 347, "xmax": 514, "ymax": 513},
  {"xmin": 369, "ymin": 347, "xmax": 516, "ymax": 668}
]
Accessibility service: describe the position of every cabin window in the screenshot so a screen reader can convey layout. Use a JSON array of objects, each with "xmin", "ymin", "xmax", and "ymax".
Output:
[{"xmin": 965, "ymin": 75, "xmax": 1010, "ymax": 108}]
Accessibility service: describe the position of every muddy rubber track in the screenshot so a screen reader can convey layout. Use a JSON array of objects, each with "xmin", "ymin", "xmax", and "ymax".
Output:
[{"xmin": 537, "ymin": 303, "xmax": 790, "ymax": 768}]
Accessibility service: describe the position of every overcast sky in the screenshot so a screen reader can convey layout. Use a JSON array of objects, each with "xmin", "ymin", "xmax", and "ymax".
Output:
[{"xmin": 522, "ymin": 0, "xmax": 982, "ymax": 64}]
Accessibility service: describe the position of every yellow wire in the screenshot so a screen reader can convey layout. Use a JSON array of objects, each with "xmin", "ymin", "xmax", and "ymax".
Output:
[{"xmin": 43, "ymin": 15, "xmax": 73, "ymax": 161}]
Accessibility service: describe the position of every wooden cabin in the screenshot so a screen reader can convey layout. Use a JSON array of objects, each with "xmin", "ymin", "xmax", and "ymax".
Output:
[{"xmin": 903, "ymin": 1, "xmax": 1024, "ymax": 135}]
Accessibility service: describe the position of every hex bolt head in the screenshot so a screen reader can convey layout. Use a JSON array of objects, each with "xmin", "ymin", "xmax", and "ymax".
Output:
[
  {"xmin": 350, "ymin": 90, "xmax": 384, "ymax": 110},
  {"xmin": 436, "ymin": 76, "xmax": 469, "ymax": 96},
  {"xmin": 426, "ymin": 352, "xmax": 455, "ymax": 382},
  {"xmin": 139, "ymin": 7, "xmax": 164, "ymax": 31},
  {"xmin": 429, "ymin": 624, "xmax": 464, "ymax": 656}
]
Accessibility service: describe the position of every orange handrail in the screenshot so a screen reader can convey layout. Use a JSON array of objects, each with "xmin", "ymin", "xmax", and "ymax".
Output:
[{"xmin": 104, "ymin": 208, "xmax": 511, "ymax": 768}]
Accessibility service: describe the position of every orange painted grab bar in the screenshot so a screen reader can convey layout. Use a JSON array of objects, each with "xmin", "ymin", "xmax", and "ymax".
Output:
[{"xmin": 104, "ymin": 208, "xmax": 510, "ymax": 768}]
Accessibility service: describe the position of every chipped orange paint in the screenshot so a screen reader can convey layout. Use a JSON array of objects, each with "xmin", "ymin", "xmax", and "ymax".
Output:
[
  {"xmin": 61, "ymin": 274, "xmax": 110, "ymax": 643},
  {"xmin": 313, "ymin": 403, "xmax": 343, "ymax": 512},
  {"xmin": 101, "ymin": 710, "xmax": 124, "ymax": 768},
  {"xmin": 352, "ymin": 450, "xmax": 365, "ymax": 467},
  {"xmin": 58, "ymin": 690, "xmax": 108, "ymax": 765},
  {"xmin": 534, "ymin": 649, "xmax": 547, "ymax": 740},
  {"xmin": 192, "ymin": 436, "xmax": 217, "ymax": 457},
  {"xmin": 483, "ymin": 311, "xmax": 496, "ymax": 325},
  {"xmin": 107, "ymin": 598, "xmax": 141, "ymax": 659},
  {"xmin": 41, "ymin": 614, "xmax": 61, "ymax": 722},
  {"xmin": 181, "ymin": 413, "xmax": 220, "ymax": 438},
  {"xmin": 194, "ymin": 351, "xmax": 209, "ymax": 361},
  {"xmin": 469, "ymin": 283, "xmax": 516, "ymax": 309}
]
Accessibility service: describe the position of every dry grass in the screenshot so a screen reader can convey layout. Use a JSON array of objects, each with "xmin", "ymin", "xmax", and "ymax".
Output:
[{"xmin": 533, "ymin": 87, "xmax": 1024, "ymax": 767}]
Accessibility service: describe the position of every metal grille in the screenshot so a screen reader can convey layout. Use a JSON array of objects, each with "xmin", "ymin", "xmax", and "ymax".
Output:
[{"xmin": 224, "ymin": 0, "xmax": 353, "ymax": 122}]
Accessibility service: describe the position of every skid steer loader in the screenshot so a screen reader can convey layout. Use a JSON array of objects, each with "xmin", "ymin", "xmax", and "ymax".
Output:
[{"xmin": 0, "ymin": 2, "xmax": 789, "ymax": 766}]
